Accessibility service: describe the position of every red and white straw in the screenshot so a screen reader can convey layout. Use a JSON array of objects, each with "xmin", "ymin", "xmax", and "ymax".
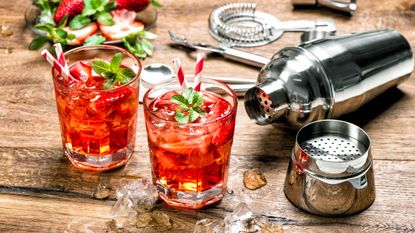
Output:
[
  {"xmin": 41, "ymin": 49, "xmax": 70, "ymax": 80},
  {"xmin": 53, "ymin": 43, "xmax": 69, "ymax": 72},
  {"xmin": 173, "ymin": 58, "xmax": 187, "ymax": 92},
  {"xmin": 193, "ymin": 53, "xmax": 205, "ymax": 91}
]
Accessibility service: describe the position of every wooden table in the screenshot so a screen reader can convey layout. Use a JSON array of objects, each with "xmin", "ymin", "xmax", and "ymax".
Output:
[{"xmin": 1, "ymin": 0, "xmax": 415, "ymax": 232}]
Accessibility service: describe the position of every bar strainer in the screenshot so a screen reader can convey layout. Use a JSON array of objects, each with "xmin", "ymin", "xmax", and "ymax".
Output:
[
  {"xmin": 209, "ymin": 2, "xmax": 336, "ymax": 47},
  {"xmin": 284, "ymin": 120, "xmax": 375, "ymax": 216}
]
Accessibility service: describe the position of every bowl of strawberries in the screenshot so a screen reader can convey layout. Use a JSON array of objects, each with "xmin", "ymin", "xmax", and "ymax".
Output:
[{"xmin": 27, "ymin": 0, "xmax": 160, "ymax": 58}]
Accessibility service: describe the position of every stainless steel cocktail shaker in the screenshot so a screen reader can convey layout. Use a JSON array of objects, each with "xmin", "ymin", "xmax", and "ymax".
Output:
[{"xmin": 245, "ymin": 29, "xmax": 414, "ymax": 128}]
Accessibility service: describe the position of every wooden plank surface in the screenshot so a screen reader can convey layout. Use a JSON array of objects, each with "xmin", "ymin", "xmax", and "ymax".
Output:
[{"xmin": 1, "ymin": 0, "xmax": 415, "ymax": 232}]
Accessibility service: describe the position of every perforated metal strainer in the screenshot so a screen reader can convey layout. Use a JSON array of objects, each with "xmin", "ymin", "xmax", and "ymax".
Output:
[{"xmin": 284, "ymin": 119, "xmax": 376, "ymax": 216}]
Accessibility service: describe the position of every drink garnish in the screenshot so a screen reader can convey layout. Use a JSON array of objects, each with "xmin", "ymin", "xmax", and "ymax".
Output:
[
  {"xmin": 170, "ymin": 87, "xmax": 206, "ymax": 123},
  {"xmin": 92, "ymin": 53, "xmax": 136, "ymax": 89}
]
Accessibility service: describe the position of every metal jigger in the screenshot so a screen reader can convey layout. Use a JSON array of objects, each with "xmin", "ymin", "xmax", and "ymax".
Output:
[{"xmin": 292, "ymin": 0, "xmax": 357, "ymax": 15}]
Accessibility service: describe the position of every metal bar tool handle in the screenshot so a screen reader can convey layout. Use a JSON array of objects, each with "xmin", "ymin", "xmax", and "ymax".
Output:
[{"xmin": 222, "ymin": 47, "xmax": 270, "ymax": 68}]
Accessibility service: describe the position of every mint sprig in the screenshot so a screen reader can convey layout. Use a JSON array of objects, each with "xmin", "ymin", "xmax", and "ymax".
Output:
[
  {"xmin": 92, "ymin": 53, "xmax": 136, "ymax": 89},
  {"xmin": 69, "ymin": 0, "xmax": 116, "ymax": 30},
  {"xmin": 123, "ymin": 30, "xmax": 157, "ymax": 59},
  {"xmin": 29, "ymin": 16, "xmax": 75, "ymax": 50},
  {"xmin": 170, "ymin": 88, "xmax": 206, "ymax": 123}
]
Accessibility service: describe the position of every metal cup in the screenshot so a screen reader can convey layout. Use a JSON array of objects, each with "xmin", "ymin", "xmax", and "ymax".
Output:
[{"xmin": 284, "ymin": 120, "xmax": 375, "ymax": 216}]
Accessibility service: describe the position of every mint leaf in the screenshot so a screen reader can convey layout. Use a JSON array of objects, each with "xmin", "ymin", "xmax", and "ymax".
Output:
[
  {"xmin": 110, "ymin": 53, "xmax": 122, "ymax": 72},
  {"xmin": 103, "ymin": 79, "xmax": 115, "ymax": 89},
  {"xmin": 151, "ymin": 0, "xmax": 162, "ymax": 7},
  {"xmin": 67, "ymin": 33, "xmax": 76, "ymax": 40},
  {"xmin": 188, "ymin": 109, "xmax": 200, "ymax": 122},
  {"xmin": 34, "ymin": 23, "xmax": 54, "ymax": 34},
  {"xmin": 192, "ymin": 91, "xmax": 204, "ymax": 107},
  {"xmin": 142, "ymin": 31, "xmax": 157, "ymax": 40},
  {"xmin": 183, "ymin": 88, "xmax": 195, "ymax": 100},
  {"xmin": 83, "ymin": 35, "xmax": 106, "ymax": 45},
  {"xmin": 141, "ymin": 39, "xmax": 154, "ymax": 56},
  {"xmin": 29, "ymin": 36, "xmax": 49, "ymax": 50},
  {"xmin": 118, "ymin": 68, "xmax": 136, "ymax": 83},
  {"xmin": 170, "ymin": 95, "xmax": 189, "ymax": 108},
  {"xmin": 58, "ymin": 15, "xmax": 68, "ymax": 28},
  {"xmin": 55, "ymin": 28, "xmax": 68, "ymax": 38},
  {"xmin": 194, "ymin": 107, "xmax": 206, "ymax": 115},
  {"xmin": 105, "ymin": 1, "xmax": 117, "ymax": 11},
  {"xmin": 97, "ymin": 12, "xmax": 114, "ymax": 25},
  {"xmin": 92, "ymin": 53, "xmax": 136, "ymax": 89},
  {"xmin": 122, "ymin": 30, "xmax": 157, "ymax": 59},
  {"xmin": 92, "ymin": 60, "xmax": 112, "ymax": 74},
  {"xmin": 69, "ymin": 15, "xmax": 91, "ymax": 29},
  {"xmin": 82, "ymin": 8, "xmax": 96, "ymax": 16},
  {"xmin": 174, "ymin": 110, "xmax": 189, "ymax": 124}
]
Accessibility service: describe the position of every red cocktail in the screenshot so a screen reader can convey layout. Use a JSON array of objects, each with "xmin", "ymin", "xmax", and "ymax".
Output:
[
  {"xmin": 52, "ymin": 45, "xmax": 141, "ymax": 172},
  {"xmin": 143, "ymin": 79, "xmax": 237, "ymax": 209}
]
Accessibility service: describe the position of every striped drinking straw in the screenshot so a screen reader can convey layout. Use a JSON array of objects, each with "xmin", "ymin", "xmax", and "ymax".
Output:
[
  {"xmin": 193, "ymin": 53, "xmax": 205, "ymax": 91},
  {"xmin": 173, "ymin": 58, "xmax": 187, "ymax": 92},
  {"xmin": 53, "ymin": 43, "xmax": 69, "ymax": 73},
  {"xmin": 41, "ymin": 49, "xmax": 70, "ymax": 80}
]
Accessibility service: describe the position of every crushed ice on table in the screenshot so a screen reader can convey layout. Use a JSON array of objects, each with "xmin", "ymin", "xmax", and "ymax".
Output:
[
  {"xmin": 195, "ymin": 202, "xmax": 284, "ymax": 233},
  {"xmin": 107, "ymin": 177, "xmax": 172, "ymax": 231},
  {"xmin": 194, "ymin": 218, "xmax": 225, "ymax": 233},
  {"xmin": 243, "ymin": 169, "xmax": 267, "ymax": 190},
  {"xmin": 4, "ymin": 48, "xmax": 12, "ymax": 54},
  {"xmin": 93, "ymin": 183, "xmax": 112, "ymax": 200},
  {"xmin": 0, "ymin": 24, "xmax": 13, "ymax": 37}
]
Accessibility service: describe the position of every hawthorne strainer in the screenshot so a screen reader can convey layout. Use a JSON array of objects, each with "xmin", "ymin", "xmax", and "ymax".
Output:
[
  {"xmin": 284, "ymin": 120, "xmax": 376, "ymax": 216},
  {"xmin": 209, "ymin": 2, "xmax": 336, "ymax": 47}
]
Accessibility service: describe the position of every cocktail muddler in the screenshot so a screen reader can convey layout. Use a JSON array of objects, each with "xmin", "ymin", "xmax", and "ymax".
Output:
[{"xmin": 244, "ymin": 29, "xmax": 414, "ymax": 128}]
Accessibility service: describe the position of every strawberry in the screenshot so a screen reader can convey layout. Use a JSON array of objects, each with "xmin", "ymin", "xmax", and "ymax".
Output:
[
  {"xmin": 98, "ymin": 9, "xmax": 144, "ymax": 41},
  {"xmin": 116, "ymin": 0, "xmax": 150, "ymax": 12},
  {"xmin": 54, "ymin": 0, "xmax": 84, "ymax": 24},
  {"xmin": 64, "ymin": 22, "xmax": 98, "ymax": 45}
]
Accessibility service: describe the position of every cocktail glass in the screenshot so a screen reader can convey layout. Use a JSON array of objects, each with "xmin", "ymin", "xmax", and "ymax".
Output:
[
  {"xmin": 143, "ymin": 78, "xmax": 237, "ymax": 209},
  {"xmin": 52, "ymin": 45, "xmax": 141, "ymax": 172}
]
